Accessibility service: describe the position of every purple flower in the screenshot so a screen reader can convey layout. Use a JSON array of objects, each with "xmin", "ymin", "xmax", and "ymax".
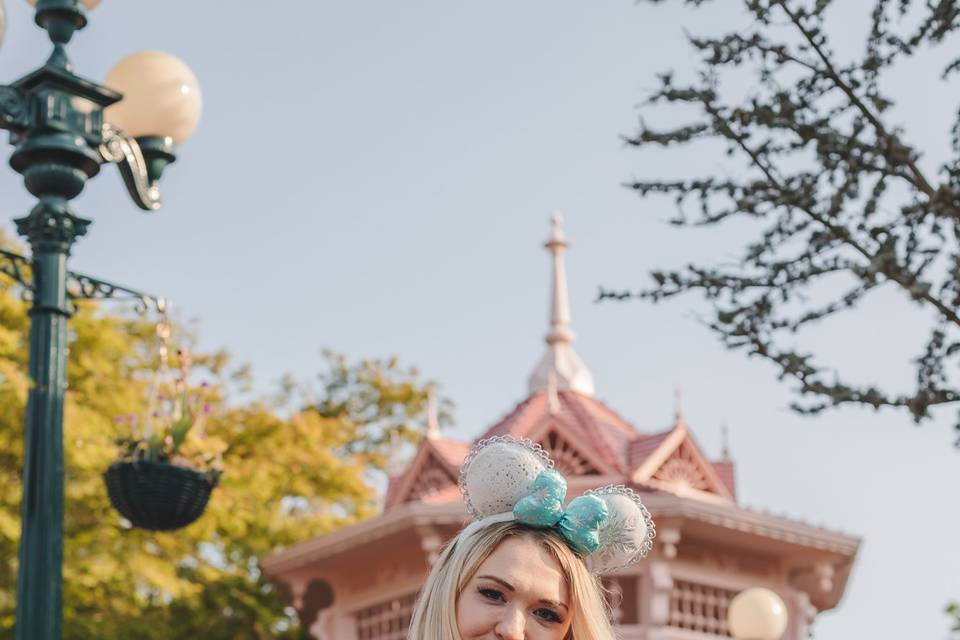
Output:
[{"xmin": 203, "ymin": 404, "xmax": 212, "ymax": 415}]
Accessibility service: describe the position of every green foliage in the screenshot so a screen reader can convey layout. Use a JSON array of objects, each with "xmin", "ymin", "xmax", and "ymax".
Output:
[
  {"xmin": 311, "ymin": 349, "xmax": 454, "ymax": 472},
  {"xmin": 0, "ymin": 273, "xmax": 445, "ymax": 638}
]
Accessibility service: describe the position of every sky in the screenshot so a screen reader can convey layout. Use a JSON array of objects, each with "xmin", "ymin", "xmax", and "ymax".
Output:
[{"xmin": 0, "ymin": 1, "xmax": 958, "ymax": 638}]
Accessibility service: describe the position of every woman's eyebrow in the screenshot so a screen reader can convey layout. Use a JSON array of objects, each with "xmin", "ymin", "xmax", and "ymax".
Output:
[
  {"xmin": 476, "ymin": 575, "xmax": 515, "ymax": 591},
  {"xmin": 540, "ymin": 598, "xmax": 569, "ymax": 612}
]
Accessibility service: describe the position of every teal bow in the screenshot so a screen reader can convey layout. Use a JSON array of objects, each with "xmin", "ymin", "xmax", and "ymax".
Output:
[{"xmin": 512, "ymin": 469, "xmax": 609, "ymax": 554}]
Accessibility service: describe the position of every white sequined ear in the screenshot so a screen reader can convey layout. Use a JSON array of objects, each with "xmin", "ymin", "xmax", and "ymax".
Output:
[
  {"xmin": 459, "ymin": 437, "xmax": 553, "ymax": 520},
  {"xmin": 583, "ymin": 485, "xmax": 656, "ymax": 574}
]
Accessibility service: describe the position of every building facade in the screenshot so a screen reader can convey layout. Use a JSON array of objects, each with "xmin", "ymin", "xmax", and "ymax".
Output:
[{"xmin": 261, "ymin": 217, "xmax": 860, "ymax": 640}]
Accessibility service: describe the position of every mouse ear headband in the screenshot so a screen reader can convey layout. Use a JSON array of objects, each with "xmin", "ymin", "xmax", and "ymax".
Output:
[{"xmin": 458, "ymin": 436, "xmax": 655, "ymax": 574}]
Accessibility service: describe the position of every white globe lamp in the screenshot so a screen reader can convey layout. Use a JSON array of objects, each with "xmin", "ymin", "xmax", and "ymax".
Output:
[
  {"xmin": 727, "ymin": 587, "xmax": 789, "ymax": 640},
  {"xmin": 105, "ymin": 50, "xmax": 202, "ymax": 145}
]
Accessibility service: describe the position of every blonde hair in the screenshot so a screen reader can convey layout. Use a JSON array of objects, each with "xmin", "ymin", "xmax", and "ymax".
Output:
[{"xmin": 408, "ymin": 521, "xmax": 616, "ymax": 640}]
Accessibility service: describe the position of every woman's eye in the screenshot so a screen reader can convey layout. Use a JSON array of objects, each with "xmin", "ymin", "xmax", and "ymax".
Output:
[
  {"xmin": 479, "ymin": 588, "xmax": 505, "ymax": 603},
  {"xmin": 534, "ymin": 608, "xmax": 563, "ymax": 624}
]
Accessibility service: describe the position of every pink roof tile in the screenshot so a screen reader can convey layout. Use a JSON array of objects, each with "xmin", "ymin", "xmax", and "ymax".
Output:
[
  {"xmin": 384, "ymin": 437, "xmax": 468, "ymax": 510},
  {"xmin": 478, "ymin": 393, "xmax": 544, "ymax": 440},
  {"xmin": 384, "ymin": 474, "xmax": 403, "ymax": 508},
  {"xmin": 712, "ymin": 460, "xmax": 736, "ymax": 499},
  {"xmin": 627, "ymin": 429, "xmax": 674, "ymax": 468},
  {"xmin": 476, "ymin": 391, "xmax": 641, "ymax": 472},
  {"xmin": 430, "ymin": 439, "xmax": 470, "ymax": 469}
]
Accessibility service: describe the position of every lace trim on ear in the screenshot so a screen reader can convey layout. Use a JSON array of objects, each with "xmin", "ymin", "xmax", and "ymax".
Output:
[
  {"xmin": 458, "ymin": 436, "xmax": 553, "ymax": 520},
  {"xmin": 583, "ymin": 485, "xmax": 657, "ymax": 573}
]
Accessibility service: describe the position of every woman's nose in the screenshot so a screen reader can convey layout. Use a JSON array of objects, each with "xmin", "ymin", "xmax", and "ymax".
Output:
[{"xmin": 494, "ymin": 606, "xmax": 525, "ymax": 639}]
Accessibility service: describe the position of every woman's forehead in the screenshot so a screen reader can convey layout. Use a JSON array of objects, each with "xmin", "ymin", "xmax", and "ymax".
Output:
[{"xmin": 475, "ymin": 536, "xmax": 569, "ymax": 601}]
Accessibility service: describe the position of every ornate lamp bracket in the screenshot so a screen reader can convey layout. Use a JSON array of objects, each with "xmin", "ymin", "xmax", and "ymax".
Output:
[
  {"xmin": 0, "ymin": 249, "xmax": 34, "ymax": 291},
  {"xmin": 99, "ymin": 123, "xmax": 168, "ymax": 211},
  {"xmin": 66, "ymin": 271, "xmax": 167, "ymax": 314},
  {"xmin": 0, "ymin": 86, "xmax": 29, "ymax": 133},
  {"xmin": 0, "ymin": 247, "xmax": 167, "ymax": 314}
]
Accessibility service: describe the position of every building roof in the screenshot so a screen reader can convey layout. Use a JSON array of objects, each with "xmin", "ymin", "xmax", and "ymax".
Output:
[
  {"xmin": 711, "ymin": 459, "xmax": 736, "ymax": 499},
  {"xmin": 429, "ymin": 438, "xmax": 470, "ymax": 466},
  {"xmin": 628, "ymin": 428, "xmax": 675, "ymax": 468},
  {"xmin": 383, "ymin": 437, "xmax": 469, "ymax": 509},
  {"xmin": 386, "ymin": 389, "xmax": 737, "ymax": 509},
  {"xmin": 479, "ymin": 390, "xmax": 636, "ymax": 472}
]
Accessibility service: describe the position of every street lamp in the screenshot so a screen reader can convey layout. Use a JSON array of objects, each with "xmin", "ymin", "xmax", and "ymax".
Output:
[
  {"xmin": 727, "ymin": 587, "xmax": 789, "ymax": 640},
  {"xmin": 0, "ymin": 2, "xmax": 201, "ymax": 639}
]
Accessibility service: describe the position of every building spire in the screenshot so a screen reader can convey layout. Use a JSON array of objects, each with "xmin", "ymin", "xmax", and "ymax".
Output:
[
  {"xmin": 528, "ymin": 214, "xmax": 595, "ymax": 397},
  {"xmin": 546, "ymin": 213, "xmax": 574, "ymax": 346}
]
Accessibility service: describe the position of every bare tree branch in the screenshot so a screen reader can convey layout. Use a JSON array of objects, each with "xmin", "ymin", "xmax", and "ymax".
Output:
[{"xmin": 606, "ymin": 0, "xmax": 960, "ymax": 440}]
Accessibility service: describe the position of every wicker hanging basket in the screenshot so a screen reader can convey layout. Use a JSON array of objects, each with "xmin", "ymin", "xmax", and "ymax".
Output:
[{"xmin": 104, "ymin": 460, "xmax": 217, "ymax": 532}]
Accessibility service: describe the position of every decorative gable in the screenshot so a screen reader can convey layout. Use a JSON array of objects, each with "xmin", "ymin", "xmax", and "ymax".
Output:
[
  {"xmin": 385, "ymin": 438, "xmax": 468, "ymax": 509},
  {"xmin": 631, "ymin": 423, "xmax": 734, "ymax": 503},
  {"xmin": 406, "ymin": 457, "xmax": 458, "ymax": 503},
  {"xmin": 478, "ymin": 391, "xmax": 634, "ymax": 473},
  {"xmin": 538, "ymin": 429, "xmax": 600, "ymax": 476},
  {"xmin": 651, "ymin": 439, "xmax": 714, "ymax": 492}
]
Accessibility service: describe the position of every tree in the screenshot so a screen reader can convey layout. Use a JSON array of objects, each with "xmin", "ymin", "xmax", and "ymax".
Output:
[
  {"xmin": 949, "ymin": 602, "xmax": 960, "ymax": 639},
  {"xmin": 596, "ymin": 0, "xmax": 960, "ymax": 630},
  {"xmin": 600, "ymin": 0, "xmax": 960, "ymax": 440},
  {"xmin": 310, "ymin": 349, "xmax": 454, "ymax": 472},
  {"xmin": 0, "ymin": 265, "xmax": 448, "ymax": 638}
]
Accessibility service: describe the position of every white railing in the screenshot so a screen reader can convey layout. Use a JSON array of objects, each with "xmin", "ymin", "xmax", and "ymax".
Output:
[{"xmin": 667, "ymin": 579, "xmax": 737, "ymax": 637}]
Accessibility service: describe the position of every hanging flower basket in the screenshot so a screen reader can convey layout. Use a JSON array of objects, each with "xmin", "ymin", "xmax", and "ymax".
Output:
[
  {"xmin": 104, "ymin": 460, "xmax": 218, "ymax": 531},
  {"xmin": 105, "ymin": 319, "xmax": 225, "ymax": 532}
]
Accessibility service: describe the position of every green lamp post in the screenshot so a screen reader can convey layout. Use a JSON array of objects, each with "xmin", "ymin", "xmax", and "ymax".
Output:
[{"xmin": 0, "ymin": 2, "xmax": 202, "ymax": 639}]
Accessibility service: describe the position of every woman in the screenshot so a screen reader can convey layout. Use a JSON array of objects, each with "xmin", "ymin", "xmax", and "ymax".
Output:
[{"xmin": 408, "ymin": 437, "xmax": 655, "ymax": 639}]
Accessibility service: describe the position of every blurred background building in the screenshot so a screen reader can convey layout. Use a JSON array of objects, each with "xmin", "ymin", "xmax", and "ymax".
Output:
[{"xmin": 261, "ymin": 218, "xmax": 860, "ymax": 640}]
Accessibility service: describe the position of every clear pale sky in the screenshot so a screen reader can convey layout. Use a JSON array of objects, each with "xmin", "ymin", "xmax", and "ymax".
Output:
[{"xmin": 1, "ymin": 1, "xmax": 957, "ymax": 638}]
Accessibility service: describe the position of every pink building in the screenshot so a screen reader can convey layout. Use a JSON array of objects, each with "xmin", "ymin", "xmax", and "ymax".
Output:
[{"xmin": 261, "ymin": 217, "xmax": 860, "ymax": 640}]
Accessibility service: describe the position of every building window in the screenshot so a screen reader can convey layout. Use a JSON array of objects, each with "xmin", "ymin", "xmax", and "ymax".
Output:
[
  {"xmin": 355, "ymin": 592, "xmax": 418, "ymax": 640},
  {"xmin": 668, "ymin": 579, "xmax": 738, "ymax": 637}
]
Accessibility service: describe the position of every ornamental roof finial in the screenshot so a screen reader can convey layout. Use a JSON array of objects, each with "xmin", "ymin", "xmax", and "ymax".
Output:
[
  {"xmin": 528, "ymin": 214, "xmax": 595, "ymax": 397},
  {"xmin": 721, "ymin": 421, "xmax": 731, "ymax": 461},
  {"xmin": 426, "ymin": 387, "xmax": 441, "ymax": 440},
  {"xmin": 674, "ymin": 386, "xmax": 687, "ymax": 431}
]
